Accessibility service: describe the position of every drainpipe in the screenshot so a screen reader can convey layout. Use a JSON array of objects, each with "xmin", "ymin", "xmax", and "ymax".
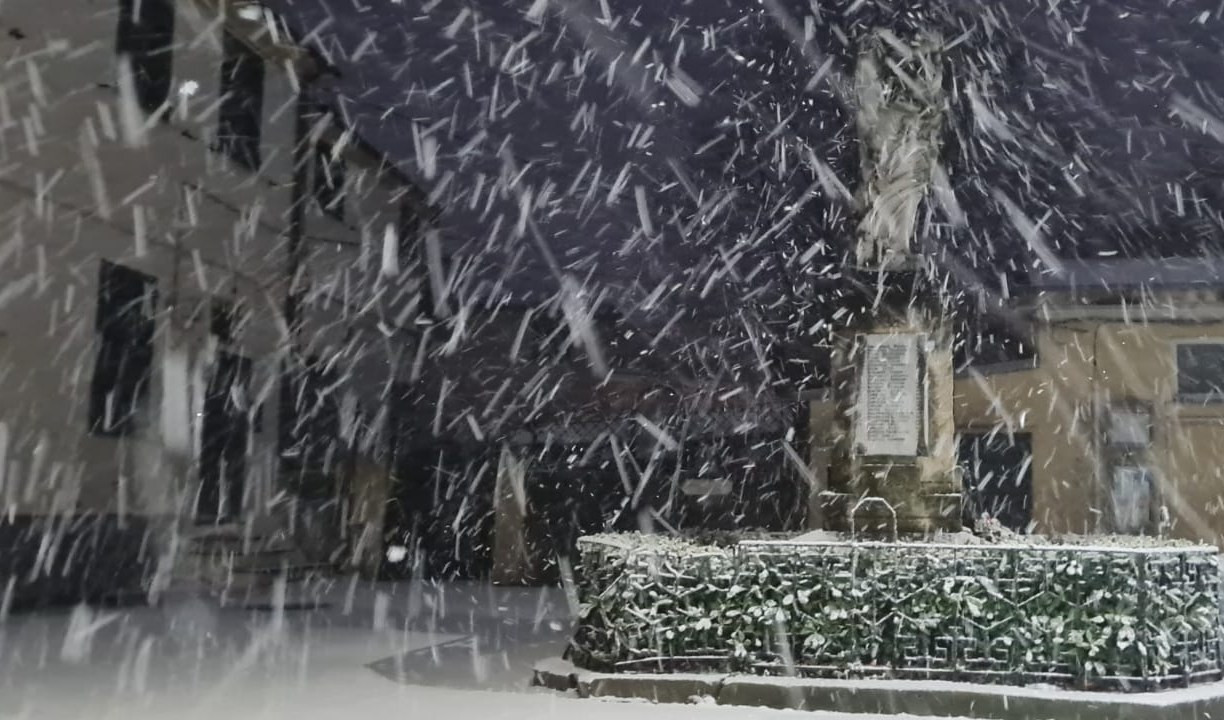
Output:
[
  {"xmin": 277, "ymin": 79, "xmax": 313, "ymax": 490},
  {"xmin": 1091, "ymin": 323, "xmax": 1106, "ymax": 534},
  {"xmin": 283, "ymin": 95, "xmax": 308, "ymax": 340}
]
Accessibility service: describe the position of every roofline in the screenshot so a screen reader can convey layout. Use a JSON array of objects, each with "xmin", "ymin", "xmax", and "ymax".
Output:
[
  {"xmin": 1018, "ymin": 279, "xmax": 1224, "ymax": 294},
  {"xmin": 1032, "ymin": 304, "xmax": 1224, "ymax": 322},
  {"xmin": 1019, "ymin": 256, "xmax": 1224, "ymax": 294},
  {"xmin": 217, "ymin": 0, "xmax": 425, "ymax": 197},
  {"xmin": 193, "ymin": 0, "xmax": 312, "ymax": 69}
]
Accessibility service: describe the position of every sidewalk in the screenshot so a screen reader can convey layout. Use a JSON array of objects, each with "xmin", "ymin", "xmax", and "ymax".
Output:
[{"xmin": 0, "ymin": 580, "xmax": 956, "ymax": 720}]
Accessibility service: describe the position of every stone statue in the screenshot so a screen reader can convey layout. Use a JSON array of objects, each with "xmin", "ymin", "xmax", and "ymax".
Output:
[
  {"xmin": 822, "ymin": 29, "xmax": 962, "ymax": 536},
  {"xmin": 854, "ymin": 30, "xmax": 946, "ymax": 270}
]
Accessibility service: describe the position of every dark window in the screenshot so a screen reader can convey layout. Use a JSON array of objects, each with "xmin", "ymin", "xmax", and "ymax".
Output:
[
  {"xmin": 522, "ymin": 306, "xmax": 623, "ymax": 368},
  {"xmin": 400, "ymin": 194, "xmax": 445, "ymax": 319},
  {"xmin": 313, "ymin": 140, "xmax": 345, "ymax": 220},
  {"xmin": 1177, "ymin": 343, "xmax": 1224, "ymax": 402},
  {"xmin": 524, "ymin": 311, "xmax": 565, "ymax": 362},
  {"xmin": 90, "ymin": 261, "xmax": 157, "ymax": 436},
  {"xmin": 115, "ymin": 0, "xmax": 175, "ymax": 116},
  {"xmin": 954, "ymin": 310, "xmax": 1035, "ymax": 372},
  {"xmin": 595, "ymin": 307, "xmax": 625, "ymax": 359},
  {"xmin": 958, "ymin": 432, "xmax": 1033, "ymax": 532},
  {"xmin": 196, "ymin": 351, "xmax": 252, "ymax": 522},
  {"xmin": 398, "ymin": 192, "xmax": 427, "ymax": 238},
  {"xmin": 280, "ymin": 356, "xmax": 341, "ymax": 499},
  {"xmin": 210, "ymin": 297, "xmax": 245, "ymax": 342},
  {"xmin": 215, "ymin": 31, "xmax": 264, "ymax": 169}
]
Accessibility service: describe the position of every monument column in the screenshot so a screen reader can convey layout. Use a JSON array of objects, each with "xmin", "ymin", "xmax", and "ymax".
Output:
[{"xmin": 819, "ymin": 28, "xmax": 961, "ymax": 537}]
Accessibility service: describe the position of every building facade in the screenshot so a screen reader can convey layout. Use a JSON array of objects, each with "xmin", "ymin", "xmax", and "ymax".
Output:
[
  {"xmin": 809, "ymin": 259, "xmax": 1224, "ymax": 546},
  {"xmin": 0, "ymin": 0, "xmax": 421, "ymax": 605},
  {"xmin": 956, "ymin": 263, "xmax": 1224, "ymax": 543}
]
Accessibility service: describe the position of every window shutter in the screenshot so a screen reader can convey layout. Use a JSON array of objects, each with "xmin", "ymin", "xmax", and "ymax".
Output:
[
  {"xmin": 216, "ymin": 31, "xmax": 265, "ymax": 169},
  {"xmin": 90, "ymin": 262, "xmax": 157, "ymax": 436},
  {"xmin": 115, "ymin": 0, "xmax": 175, "ymax": 116},
  {"xmin": 314, "ymin": 139, "xmax": 346, "ymax": 219}
]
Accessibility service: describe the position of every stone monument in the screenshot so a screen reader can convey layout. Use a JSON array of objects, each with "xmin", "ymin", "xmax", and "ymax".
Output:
[{"xmin": 820, "ymin": 29, "xmax": 961, "ymax": 536}]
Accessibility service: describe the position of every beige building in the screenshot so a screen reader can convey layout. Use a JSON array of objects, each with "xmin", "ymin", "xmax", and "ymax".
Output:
[
  {"xmin": 0, "ymin": 0, "xmax": 424, "ymax": 602},
  {"xmin": 812, "ymin": 259, "xmax": 1224, "ymax": 545},
  {"xmin": 956, "ymin": 262, "xmax": 1224, "ymax": 543}
]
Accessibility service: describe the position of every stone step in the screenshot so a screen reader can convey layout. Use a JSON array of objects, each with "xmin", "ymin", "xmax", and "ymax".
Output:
[
  {"xmin": 171, "ymin": 513, "xmax": 339, "ymax": 602},
  {"xmin": 184, "ymin": 534, "xmax": 292, "ymax": 553},
  {"xmin": 204, "ymin": 567, "xmax": 314, "ymax": 591},
  {"xmin": 231, "ymin": 562, "xmax": 331, "ymax": 580},
  {"xmin": 171, "ymin": 549, "xmax": 325, "ymax": 590},
  {"xmin": 183, "ymin": 533, "xmax": 291, "ymax": 551},
  {"xmin": 217, "ymin": 574, "xmax": 337, "ymax": 610},
  {"xmin": 178, "ymin": 553, "xmax": 326, "ymax": 579},
  {"xmin": 192, "ymin": 546, "xmax": 308, "ymax": 568}
]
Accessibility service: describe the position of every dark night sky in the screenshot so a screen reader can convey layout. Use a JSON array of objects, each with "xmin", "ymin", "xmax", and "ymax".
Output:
[{"xmin": 272, "ymin": 0, "xmax": 1224, "ymax": 381}]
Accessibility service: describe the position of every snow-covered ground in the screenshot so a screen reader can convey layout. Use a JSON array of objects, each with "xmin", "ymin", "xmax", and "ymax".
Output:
[{"xmin": 0, "ymin": 581, "xmax": 940, "ymax": 720}]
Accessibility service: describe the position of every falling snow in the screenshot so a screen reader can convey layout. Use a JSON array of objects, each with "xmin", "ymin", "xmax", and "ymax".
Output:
[{"xmin": 3, "ymin": 0, "xmax": 1224, "ymax": 717}]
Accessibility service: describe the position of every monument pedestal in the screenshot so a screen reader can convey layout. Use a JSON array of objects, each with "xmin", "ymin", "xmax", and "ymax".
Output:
[{"xmin": 821, "ymin": 270, "xmax": 961, "ymax": 537}]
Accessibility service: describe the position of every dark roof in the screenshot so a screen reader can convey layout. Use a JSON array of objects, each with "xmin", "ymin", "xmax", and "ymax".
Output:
[{"xmin": 1027, "ymin": 257, "xmax": 1224, "ymax": 292}]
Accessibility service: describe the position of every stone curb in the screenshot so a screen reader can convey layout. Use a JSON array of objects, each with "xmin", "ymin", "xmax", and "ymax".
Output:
[
  {"xmin": 531, "ymin": 657, "xmax": 1224, "ymax": 720},
  {"xmin": 533, "ymin": 657, "xmax": 722, "ymax": 703}
]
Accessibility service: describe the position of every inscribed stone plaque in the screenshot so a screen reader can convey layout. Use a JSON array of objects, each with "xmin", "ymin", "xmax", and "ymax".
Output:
[{"xmin": 856, "ymin": 333, "xmax": 921, "ymax": 456}]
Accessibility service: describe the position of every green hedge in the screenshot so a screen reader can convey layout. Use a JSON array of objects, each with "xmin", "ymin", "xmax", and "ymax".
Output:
[{"xmin": 570, "ymin": 534, "xmax": 1223, "ymax": 690}]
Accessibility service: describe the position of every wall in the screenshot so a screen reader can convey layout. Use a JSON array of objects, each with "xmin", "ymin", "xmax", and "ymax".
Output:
[
  {"xmin": 0, "ymin": 0, "xmax": 411, "ymax": 530},
  {"xmin": 954, "ymin": 329, "xmax": 1094, "ymax": 535},
  {"xmin": 955, "ymin": 315, "xmax": 1224, "ymax": 544},
  {"xmin": 803, "ymin": 307, "xmax": 1224, "ymax": 544},
  {"xmin": 805, "ymin": 398, "xmax": 834, "ymax": 529},
  {"xmin": 0, "ymin": 0, "xmax": 280, "ymax": 520}
]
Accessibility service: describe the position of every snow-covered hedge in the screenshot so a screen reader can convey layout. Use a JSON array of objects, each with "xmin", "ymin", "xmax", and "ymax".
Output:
[{"xmin": 570, "ymin": 534, "xmax": 1223, "ymax": 690}]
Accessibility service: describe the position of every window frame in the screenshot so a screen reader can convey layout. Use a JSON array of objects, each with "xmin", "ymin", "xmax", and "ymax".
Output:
[
  {"xmin": 956, "ymin": 430, "xmax": 1034, "ymax": 532},
  {"xmin": 399, "ymin": 193, "xmax": 447, "ymax": 320},
  {"xmin": 89, "ymin": 261, "xmax": 158, "ymax": 437},
  {"xmin": 522, "ymin": 309, "xmax": 569, "ymax": 364},
  {"xmin": 1174, "ymin": 340, "xmax": 1224, "ymax": 404},
  {"xmin": 278, "ymin": 355, "xmax": 343, "ymax": 498},
  {"xmin": 115, "ymin": 0, "xmax": 176, "ymax": 117},
  {"xmin": 214, "ymin": 30, "xmax": 265, "ymax": 170},
  {"xmin": 313, "ymin": 138, "xmax": 346, "ymax": 220}
]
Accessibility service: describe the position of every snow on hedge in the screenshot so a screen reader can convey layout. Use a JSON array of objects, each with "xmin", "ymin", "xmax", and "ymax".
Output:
[{"xmin": 570, "ymin": 533, "xmax": 1223, "ymax": 690}]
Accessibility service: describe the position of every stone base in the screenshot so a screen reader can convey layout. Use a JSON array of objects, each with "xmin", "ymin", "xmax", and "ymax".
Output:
[
  {"xmin": 532, "ymin": 658, "xmax": 1224, "ymax": 720},
  {"xmin": 533, "ymin": 657, "xmax": 722, "ymax": 704},
  {"xmin": 820, "ymin": 490, "xmax": 961, "ymax": 535}
]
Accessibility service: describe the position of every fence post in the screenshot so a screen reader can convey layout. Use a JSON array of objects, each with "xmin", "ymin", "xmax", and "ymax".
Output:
[{"xmin": 850, "ymin": 496, "xmax": 898, "ymax": 542}]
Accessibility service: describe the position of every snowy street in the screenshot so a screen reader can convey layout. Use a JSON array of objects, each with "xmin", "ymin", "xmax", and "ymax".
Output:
[{"xmin": 0, "ymin": 582, "xmax": 934, "ymax": 720}]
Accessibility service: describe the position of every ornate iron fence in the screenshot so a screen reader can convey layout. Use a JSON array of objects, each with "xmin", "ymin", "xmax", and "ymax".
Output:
[{"xmin": 571, "ymin": 536, "xmax": 1223, "ymax": 690}]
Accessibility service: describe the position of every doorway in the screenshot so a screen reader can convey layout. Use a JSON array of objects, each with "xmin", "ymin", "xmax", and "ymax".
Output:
[
  {"xmin": 958, "ymin": 431, "xmax": 1033, "ymax": 532},
  {"xmin": 196, "ymin": 351, "xmax": 252, "ymax": 523}
]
